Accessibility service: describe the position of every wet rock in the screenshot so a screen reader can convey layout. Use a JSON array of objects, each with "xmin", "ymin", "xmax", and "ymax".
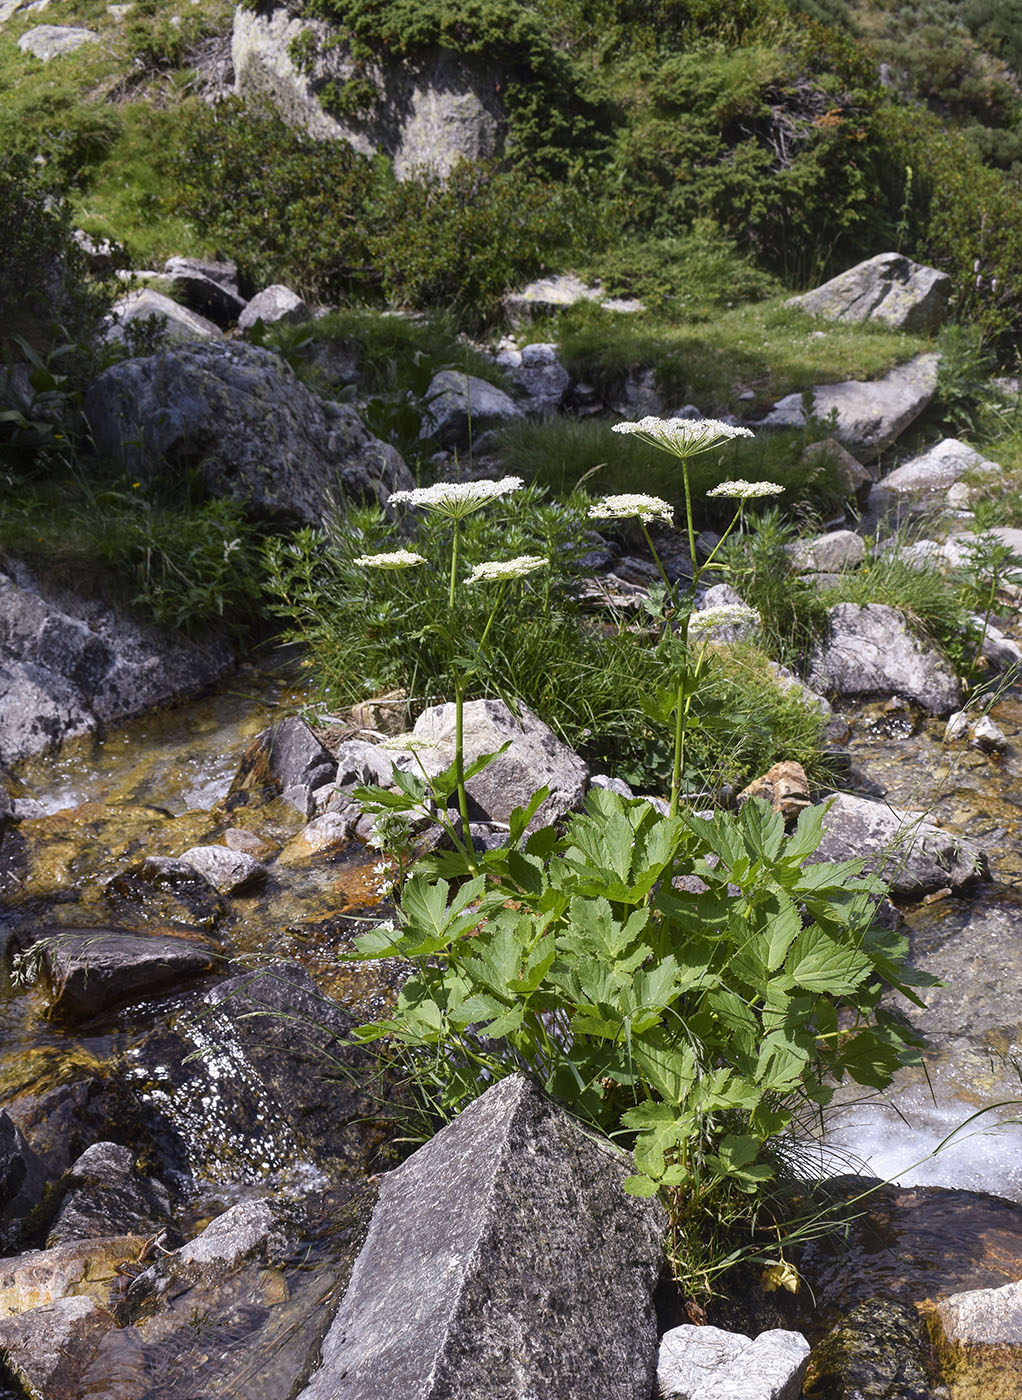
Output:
[
  {"xmin": 403, "ymin": 697, "xmax": 589, "ymax": 830},
  {"xmin": 811, "ymin": 792, "xmax": 986, "ymax": 899},
  {"xmin": 222, "ymin": 826, "xmax": 278, "ymax": 861},
  {"xmin": 737, "ymin": 762, "xmax": 812, "ymax": 821},
  {"xmin": 103, "ymin": 286, "xmax": 225, "ymax": 345},
  {"xmin": 18, "ymin": 24, "xmax": 98, "ymax": 58},
  {"xmin": 875, "ymin": 437, "xmax": 1000, "ymax": 502},
  {"xmin": 0, "ymin": 563, "xmax": 234, "ymax": 764},
  {"xmin": 970, "ymin": 715, "xmax": 1008, "ymax": 753},
  {"xmin": 105, "ymin": 855, "xmax": 228, "ymax": 929},
  {"xmin": 4, "ymin": 1075, "xmax": 141, "ymax": 1181},
  {"xmin": 298, "ymin": 1074, "xmax": 665, "ymax": 1400},
  {"xmin": 933, "ymin": 1277, "xmax": 1022, "ymax": 1398},
  {"xmin": 35, "ymin": 927, "xmax": 221, "ymax": 1022},
  {"xmin": 84, "ymin": 341, "xmax": 413, "ymax": 527},
  {"xmin": 790, "ymin": 529, "xmax": 865, "ymax": 573},
  {"xmin": 0, "ymin": 1110, "xmax": 46, "ymax": 1250},
  {"xmin": 418, "ymin": 370, "xmax": 523, "ymax": 447},
  {"xmin": 759, "ymin": 354, "xmax": 940, "ymax": 461},
  {"xmin": 787, "ymin": 253, "xmax": 951, "ymax": 333},
  {"xmin": 658, "ymin": 1323, "xmax": 810, "ymax": 1400},
  {"xmin": 231, "ymin": 715, "xmax": 337, "ymax": 799},
  {"xmin": 45, "ymin": 1142, "xmax": 173, "ymax": 1249},
  {"xmin": 807, "ymin": 603, "xmax": 963, "ymax": 714},
  {"xmin": 0, "ymin": 1296, "xmax": 111, "ymax": 1400},
  {"xmin": 804, "ymin": 1296, "xmax": 946, "ymax": 1400},
  {"xmin": 275, "ymin": 809, "xmax": 360, "ymax": 863},
  {"xmin": 237, "ymin": 283, "xmax": 310, "ymax": 332},
  {"xmin": 0, "ymin": 1233, "xmax": 149, "ymax": 1316},
  {"xmin": 178, "ymin": 843, "xmax": 268, "ymax": 894}
]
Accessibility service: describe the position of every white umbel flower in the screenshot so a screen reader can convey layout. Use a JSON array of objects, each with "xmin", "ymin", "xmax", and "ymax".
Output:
[
  {"xmin": 687, "ymin": 603, "xmax": 760, "ymax": 635},
  {"xmin": 705, "ymin": 480, "xmax": 784, "ymax": 499},
  {"xmin": 588, "ymin": 494, "xmax": 675, "ymax": 527},
  {"xmin": 353, "ymin": 550, "xmax": 426, "ymax": 569},
  {"xmin": 388, "ymin": 477, "xmax": 524, "ymax": 519},
  {"xmin": 465, "ymin": 555, "xmax": 549, "ymax": 584},
  {"xmin": 612, "ymin": 416, "xmax": 755, "ymax": 456}
]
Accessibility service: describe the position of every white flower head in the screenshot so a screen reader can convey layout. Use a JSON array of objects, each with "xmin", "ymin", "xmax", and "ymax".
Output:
[
  {"xmin": 687, "ymin": 603, "xmax": 760, "ymax": 636},
  {"xmin": 354, "ymin": 550, "xmax": 426, "ymax": 569},
  {"xmin": 612, "ymin": 416, "xmax": 755, "ymax": 459},
  {"xmin": 388, "ymin": 477, "xmax": 524, "ymax": 520},
  {"xmin": 588, "ymin": 494, "xmax": 675, "ymax": 527},
  {"xmin": 705, "ymin": 480, "xmax": 784, "ymax": 500},
  {"xmin": 465, "ymin": 555, "xmax": 548, "ymax": 584}
]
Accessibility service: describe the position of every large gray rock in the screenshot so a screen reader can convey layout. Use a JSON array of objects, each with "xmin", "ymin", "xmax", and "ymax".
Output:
[
  {"xmin": 237, "ymin": 283, "xmax": 310, "ymax": 333},
  {"xmin": 18, "ymin": 24, "xmax": 98, "ymax": 59},
  {"xmin": 807, "ymin": 602, "xmax": 963, "ymax": 714},
  {"xmin": 230, "ymin": 715, "xmax": 338, "ymax": 798},
  {"xmin": 494, "ymin": 341, "xmax": 571, "ymax": 414},
  {"xmin": 84, "ymin": 341, "xmax": 413, "ymax": 527},
  {"xmin": 419, "ymin": 369, "xmax": 523, "ymax": 446},
  {"xmin": 811, "ymin": 792, "xmax": 986, "ymax": 899},
  {"xmin": 790, "ymin": 529, "xmax": 865, "ymax": 573},
  {"xmin": 876, "ymin": 437, "xmax": 1000, "ymax": 501},
  {"xmin": 46, "ymin": 1142, "xmax": 174, "ymax": 1248},
  {"xmin": 0, "ymin": 564, "xmax": 234, "ymax": 764},
  {"xmin": 232, "ymin": 5, "xmax": 505, "ymax": 179},
  {"xmin": 103, "ymin": 288, "xmax": 225, "ymax": 345},
  {"xmin": 0, "ymin": 1296, "xmax": 110, "ymax": 1399},
  {"xmin": 406, "ymin": 697, "xmax": 589, "ymax": 829},
  {"xmin": 787, "ymin": 252, "xmax": 951, "ymax": 333},
  {"xmin": 801, "ymin": 436, "xmax": 874, "ymax": 502},
  {"xmin": 161, "ymin": 258, "xmax": 248, "ymax": 328},
  {"xmin": 658, "ymin": 1324, "xmax": 810, "ymax": 1400},
  {"xmin": 298, "ymin": 1074, "xmax": 665, "ymax": 1400},
  {"xmin": 36, "ymin": 928, "xmax": 221, "ymax": 1022},
  {"xmin": 178, "ymin": 843, "xmax": 267, "ymax": 895},
  {"xmin": 758, "ymin": 354, "xmax": 940, "ymax": 461},
  {"xmin": 934, "ymin": 1277, "xmax": 1022, "ymax": 1394}
]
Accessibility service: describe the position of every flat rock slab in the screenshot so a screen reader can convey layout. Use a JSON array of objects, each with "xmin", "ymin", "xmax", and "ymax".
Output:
[
  {"xmin": 104, "ymin": 287, "xmax": 224, "ymax": 345},
  {"xmin": 0, "ymin": 1296, "xmax": 110, "ymax": 1400},
  {"xmin": 37, "ymin": 927, "xmax": 220, "ymax": 1021},
  {"xmin": 18, "ymin": 24, "xmax": 97, "ymax": 58},
  {"xmin": 807, "ymin": 602, "xmax": 963, "ymax": 714},
  {"xmin": 758, "ymin": 354, "xmax": 940, "ymax": 461},
  {"xmin": 658, "ymin": 1323, "xmax": 810, "ymax": 1400},
  {"xmin": 787, "ymin": 252, "xmax": 951, "ymax": 333},
  {"xmin": 298, "ymin": 1074, "xmax": 665, "ymax": 1400},
  {"xmin": 404, "ymin": 697, "xmax": 589, "ymax": 829},
  {"xmin": 810, "ymin": 792, "xmax": 986, "ymax": 899}
]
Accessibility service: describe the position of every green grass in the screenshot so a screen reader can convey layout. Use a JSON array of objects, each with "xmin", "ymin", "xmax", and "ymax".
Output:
[{"xmin": 526, "ymin": 298, "xmax": 932, "ymax": 416}]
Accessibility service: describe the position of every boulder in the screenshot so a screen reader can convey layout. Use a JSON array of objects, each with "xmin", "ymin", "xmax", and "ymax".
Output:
[
  {"xmin": 0, "ymin": 1110, "xmax": 46, "ymax": 1250},
  {"xmin": 0, "ymin": 564, "xmax": 234, "ymax": 765},
  {"xmin": 230, "ymin": 715, "xmax": 337, "ymax": 798},
  {"xmin": 18, "ymin": 24, "xmax": 98, "ymax": 59},
  {"xmin": 786, "ymin": 252, "xmax": 951, "ymax": 333},
  {"xmin": 161, "ymin": 258, "xmax": 248, "ymax": 328},
  {"xmin": 104, "ymin": 856, "xmax": 228, "ymax": 929},
  {"xmin": 237, "ymin": 283, "xmax": 310, "ymax": 332},
  {"xmin": 232, "ymin": 5, "xmax": 505, "ymax": 179},
  {"xmin": 495, "ymin": 341, "xmax": 571, "ymax": 414},
  {"xmin": 758, "ymin": 354, "xmax": 940, "ymax": 461},
  {"xmin": 0, "ymin": 1296, "xmax": 111, "ymax": 1400},
  {"xmin": 790, "ymin": 529, "xmax": 865, "ymax": 573},
  {"xmin": 658, "ymin": 1324, "xmax": 810, "ymax": 1400},
  {"xmin": 36, "ymin": 927, "xmax": 221, "ymax": 1022},
  {"xmin": 875, "ymin": 437, "xmax": 1000, "ymax": 502},
  {"xmin": 801, "ymin": 438, "xmax": 874, "ymax": 502},
  {"xmin": 933, "ymin": 1277, "xmax": 1022, "ymax": 1398},
  {"xmin": 810, "ymin": 792, "xmax": 986, "ymax": 899},
  {"xmin": 297, "ymin": 1074, "xmax": 665, "ymax": 1400},
  {"xmin": 419, "ymin": 370, "xmax": 523, "ymax": 447},
  {"xmin": 103, "ymin": 288, "xmax": 224, "ymax": 345},
  {"xmin": 83, "ymin": 341, "xmax": 413, "ymax": 527},
  {"xmin": 332, "ymin": 736, "xmax": 401, "ymax": 787},
  {"xmin": 405, "ymin": 697, "xmax": 589, "ymax": 829},
  {"xmin": 178, "ymin": 843, "xmax": 268, "ymax": 894},
  {"xmin": 805, "ymin": 1296, "xmax": 942, "ymax": 1400},
  {"xmin": 807, "ymin": 603, "xmax": 963, "ymax": 714},
  {"xmin": 46, "ymin": 1142, "xmax": 174, "ymax": 1248},
  {"xmin": 163, "ymin": 255, "xmax": 241, "ymax": 298}
]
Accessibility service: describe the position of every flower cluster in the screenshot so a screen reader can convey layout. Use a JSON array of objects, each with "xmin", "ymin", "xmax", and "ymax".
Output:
[
  {"xmin": 588, "ymin": 494, "xmax": 675, "ymax": 527},
  {"xmin": 388, "ymin": 477, "xmax": 524, "ymax": 520},
  {"xmin": 705, "ymin": 480, "xmax": 783, "ymax": 500},
  {"xmin": 354, "ymin": 550, "xmax": 426, "ymax": 569},
  {"xmin": 466, "ymin": 555, "xmax": 549, "ymax": 585},
  {"xmin": 612, "ymin": 416, "xmax": 755, "ymax": 457},
  {"xmin": 687, "ymin": 603, "xmax": 760, "ymax": 636}
]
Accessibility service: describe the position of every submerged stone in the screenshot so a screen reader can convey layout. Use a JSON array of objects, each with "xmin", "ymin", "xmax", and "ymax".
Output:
[{"xmin": 804, "ymin": 1296, "xmax": 943, "ymax": 1400}]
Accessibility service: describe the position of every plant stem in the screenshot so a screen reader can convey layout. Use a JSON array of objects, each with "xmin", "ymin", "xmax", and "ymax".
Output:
[
  {"xmin": 454, "ymin": 679, "xmax": 476, "ymax": 863},
  {"xmin": 449, "ymin": 521, "xmax": 459, "ymax": 612}
]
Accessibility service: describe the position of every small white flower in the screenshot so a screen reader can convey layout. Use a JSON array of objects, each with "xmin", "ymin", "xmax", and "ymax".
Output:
[
  {"xmin": 373, "ymin": 861, "xmax": 389, "ymax": 875},
  {"xmin": 588, "ymin": 494, "xmax": 675, "ymax": 527},
  {"xmin": 705, "ymin": 480, "xmax": 784, "ymax": 499},
  {"xmin": 223, "ymin": 537, "xmax": 241, "ymax": 561},
  {"xmin": 353, "ymin": 550, "xmax": 426, "ymax": 569},
  {"xmin": 374, "ymin": 919, "xmax": 396, "ymax": 934},
  {"xmin": 612, "ymin": 416, "xmax": 755, "ymax": 458},
  {"xmin": 388, "ymin": 477, "xmax": 524, "ymax": 520},
  {"xmin": 465, "ymin": 555, "xmax": 548, "ymax": 584},
  {"xmin": 687, "ymin": 603, "xmax": 760, "ymax": 635}
]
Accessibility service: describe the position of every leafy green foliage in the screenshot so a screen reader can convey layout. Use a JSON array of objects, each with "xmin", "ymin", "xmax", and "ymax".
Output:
[
  {"xmin": 721, "ymin": 508, "xmax": 829, "ymax": 666},
  {"xmin": 349, "ymin": 788, "xmax": 931, "ymax": 1288}
]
